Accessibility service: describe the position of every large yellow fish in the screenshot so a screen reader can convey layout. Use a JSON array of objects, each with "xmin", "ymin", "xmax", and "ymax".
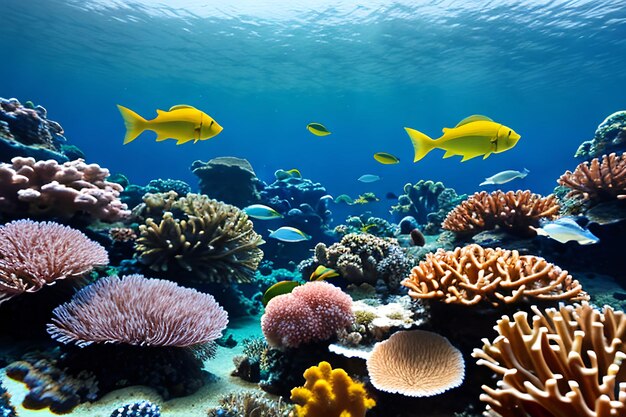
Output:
[
  {"xmin": 404, "ymin": 115, "xmax": 521, "ymax": 162},
  {"xmin": 117, "ymin": 104, "xmax": 223, "ymax": 145}
]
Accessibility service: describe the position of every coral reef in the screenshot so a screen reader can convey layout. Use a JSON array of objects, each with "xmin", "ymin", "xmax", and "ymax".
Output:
[
  {"xmin": 191, "ymin": 157, "xmax": 263, "ymax": 207},
  {"xmin": 109, "ymin": 226, "xmax": 137, "ymax": 242},
  {"xmin": 350, "ymin": 296, "xmax": 424, "ymax": 342},
  {"xmin": 134, "ymin": 193, "xmax": 264, "ymax": 283},
  {"xmin": 304, "ymin": 233, "xmax": 413, "ymax": 290},
  {"xmin": 290, "ymin": 361, "xmax": 376, "ymax": 417},
  {"xmin": 0, "ymin": 380, "xmax": 16, "ymax": 417},
  {"xmin": 48, "ymin": 274, "xmax": 228, "ymax": 347},
  {"xmin": 207, "ymin": 391, "xmax": 293, "ymax": 417},
  {"xmin": 575, "ymin": 111, "xmax": 626, "ymax": 160},
  {"xmin": 558, "ymin": 152, "xmax": 626, "ymax": 202},
  {"xmin": 366, "ymin": 330, "xmax": 465, "ymax": 397},
  {"xmin": 232, "ymin": 337, "xmax": 270, "ymax": 383},
  {"xmin": 402, "ymin": 244, "xmax": 588, "ymax": 306},
  {"xmin": 391, "ymin": 180, "xmax": 466, "ymax": 234},
  {"xmin": 442, "ymin": 190, "xmax": 560, "ymax": 237},
  {"xmin": 261, "ymin": 281, "xmax": 353, "ymax": 349},
  {"xmin": 334, "ymin": 215, "xmax": 397, "ymax": 238},
  {"xmin": 0, "ymin": 157, "xmax": 130, "ymax": 221},
  {"xmin": 120, "ymin": 178, "xmax": 192, "ymax": 210},
  {"xmin": 110, "ymin": 401, "xmax": 161, "ymax": 417},
  {"xmin": 0, "ymin": 219, "xmax": 109, "ymax": 302},
  {"xmin": 473, "ymin": 302, "xmax": 626, "ymax": 417}
]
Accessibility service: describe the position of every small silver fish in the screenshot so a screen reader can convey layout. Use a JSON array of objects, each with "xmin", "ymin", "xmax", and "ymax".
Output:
[
  {"xmin": 480, "ymin": 168, "xmax": 529, "ymax": 186},
  {"xmin": 531, "ymin": 217, "xmax": 599, "ymax": 245},
  {"xmin": 358, "ymin": 174, "xmax": 381, "ymax": 183}
]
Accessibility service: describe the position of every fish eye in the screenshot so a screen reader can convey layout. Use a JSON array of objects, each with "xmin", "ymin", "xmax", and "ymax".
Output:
[{"xmin": 210, "ymin": 120, "xmax": 214, "ymax": 128}]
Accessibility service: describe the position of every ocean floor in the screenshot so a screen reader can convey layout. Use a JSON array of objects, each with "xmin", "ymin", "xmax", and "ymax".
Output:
[{"xmin": 2, "ymin": 315, "xmax": 264, "ymax": 417}]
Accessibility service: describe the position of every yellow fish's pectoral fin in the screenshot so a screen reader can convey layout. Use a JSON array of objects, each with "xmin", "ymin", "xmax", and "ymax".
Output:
[
  {"xmin": 483, "ymin": 152, "xmax": 492, "ymax": 160},
  {"xmin": 117, "ymin": 105, "xmax": 148, "ymax": 145},
  {"xmin": 455, "ymin": 115, "xmax": 494, "ymax": 128},
  {"xmin": 169, "ymin": 104, "xmax": 197, "ymax": 111},
  {"xmin": 443, "ymin": 150, "xmax": 456, "ymax": 159},
  {"xmin": 404, "ymin": 127, "xmax": 436, "ymax": 162}
]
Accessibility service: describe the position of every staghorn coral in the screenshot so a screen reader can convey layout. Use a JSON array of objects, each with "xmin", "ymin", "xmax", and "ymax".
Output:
[
  {"xmin": 290, "ymin": 361, "xmax": 376, "ymax": 417},
  {"xmin": 306, "ymin": 233, "xmax": 413, "ymax": 290},
  {"xmin": 558, "ymin": 152, "xmax": 626, "ymax": 202},
  {"xmin": 0, "ymin": 219, "xmax": 109, "ymax": 302},
  {"xmin": 0, "ymin": 157, "xmax": 130, "ymax": 221},
  {"xmin": 207, "ymin": 391, "xmax": 293, "ymax": 417},
  {"xmin": 135, "ymin": 193, "xmax": 264, "ymax": 283},
  {"xmin": 47, "ymin": 274, "xmax": 228, "ymax": 347},
  {"xmin": 472, "ymin": 302, "xmax": 626, "ymax": 417},
  {"xmin": 366, "ymin": 330, "xmax": 465, "ymax": 397},
  {"xmin": 402, "ymin": 244, "xmax": 588, "ymax": 307},
  {"xmin": 261, "ymin": 281, "xmax": 353, "ymax": 349},
  {"xmin": 442, "ymin": 190, "xmax": 560, "ymax": 237}
]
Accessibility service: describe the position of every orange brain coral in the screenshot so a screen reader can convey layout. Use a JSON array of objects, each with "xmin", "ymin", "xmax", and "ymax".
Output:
[
  {"xmin": 401, "ymin": 244, "xmax": 588, "ymax": 306},
  {"xmin": 442, "ymin": 190, "xmax": 559, "ymax": 236},
  {"xmin": 558, "ymin": 152, "xmax": 626, "ymax": 201}
]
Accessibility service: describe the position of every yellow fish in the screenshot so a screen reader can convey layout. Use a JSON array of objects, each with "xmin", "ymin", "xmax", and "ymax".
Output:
[
  {"xmin": 307, "ymin": 122, "xmax": 331, "ymax": 136},
  {"xmin": 404, "ymin": 115, "xmax": 521, "ymax": 162},
  {"xmin": 309, "ymin": 265, "xmax": 340, "ymax": 281},
  {"xmin": 373, "ymin": 152, "xmax": 400, "ymax": 164},
  {"xmin": 117, "ymin": 104, "xmax": 223, "ymax": 145}
]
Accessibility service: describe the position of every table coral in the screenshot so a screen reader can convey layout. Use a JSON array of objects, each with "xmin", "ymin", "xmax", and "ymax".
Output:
[
  {"xmin": 0, "ymin": 157, "xmax": 130, "ymax": 221},
  {"xmin": 473, "ymin": 302, "xmax": 626, "ymax": 417},
  {"xmin": 290, "ymin": 361, "xmax": 376, "ymax": 417},
  {"xmin": 442, "ymin": 190, "xmax": 560, "ymax": 237},
  {"xmin": 134, "ymin": 192, "xmax": 264, "ymax": 283},
  {"xmin": 402, "ymin": 244, "xmax": 588, "ymax": 307},
  {"xmin": 558, "ymin": 152, "xmax": 626, "ymax": 202}
]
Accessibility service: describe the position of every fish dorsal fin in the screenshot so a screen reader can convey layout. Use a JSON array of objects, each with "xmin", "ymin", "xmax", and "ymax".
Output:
[
  {"xmin": 156, "ymin": 109, "xmax": 167, "ymax": 115},
  {"xmin": 554, "ymin": 217, "xmax": 584, "ymax": 229},
  {"xmin": 442, "ymin": 127, "xmax": 451, "ymax": 133},
  {"xmin": 455, "ymin": 115, "xmax": 494, "ymax": 127},
  {"xmin": 169, "ymin": 104, "xmax": 196, "ymax": 111}
]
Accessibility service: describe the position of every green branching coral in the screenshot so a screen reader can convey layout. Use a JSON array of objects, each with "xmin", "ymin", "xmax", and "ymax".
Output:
[{"xmin": 135, "ymin": 193, "xmax": 264, "ymax": 283}]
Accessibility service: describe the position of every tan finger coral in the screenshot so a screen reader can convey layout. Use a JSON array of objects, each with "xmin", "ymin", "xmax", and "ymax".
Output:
[
  {"xmin": 442, "ymin": 190, "xmax": 559, "ymax": 236},
  {"xmin": 366, "ymin": 330, "xmax": 465, "ymax": 397},
  {"xmin": 472, "ymin": 303, "xmax": 626, "ymax": 417},
  {"xmin": 558, "ymin": 152, "xmax": 626, "ymax": 201},
  {"xmin": 401, "ymin": 244, "xmax": 588, "ymax": 307}
]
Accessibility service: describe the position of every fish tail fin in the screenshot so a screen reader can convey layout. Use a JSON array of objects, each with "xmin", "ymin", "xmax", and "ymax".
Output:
[
  {"xmin": 117, "ymin": 105, "xmax": 147, "ymax": 144},
  {"xmin": 404, "ymin": 127, "xmax": 436, "ymax": 162}
]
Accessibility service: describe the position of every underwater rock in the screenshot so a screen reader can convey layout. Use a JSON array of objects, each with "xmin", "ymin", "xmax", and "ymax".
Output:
[
  {"xmin": 399, "ymin": 215, "xmax": 419, "ymax": 234},
  {"xmin": 110, "ymin": 401, "xmax": 161, "ymax": 417},
  {"xmin": 191, "ymin": 157, "xmax": 263, "ymax": 207},
  {"xmin": 575, "ymin": 110, "xmax": 626, "ymax": 160}
]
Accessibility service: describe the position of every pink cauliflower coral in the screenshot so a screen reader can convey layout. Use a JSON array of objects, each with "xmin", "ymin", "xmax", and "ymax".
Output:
[{"xmin": 261, "ymin": 281, "xmax": 353, "ymax": 349}]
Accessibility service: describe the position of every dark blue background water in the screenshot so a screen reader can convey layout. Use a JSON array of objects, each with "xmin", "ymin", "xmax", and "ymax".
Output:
[{"xmin": 2, "ymin": 0, "xmax": 625, "ymax": 220}]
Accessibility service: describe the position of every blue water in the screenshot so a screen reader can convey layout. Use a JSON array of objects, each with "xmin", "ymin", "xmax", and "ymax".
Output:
[{"xmin": 2, "ymin": 0, "xmax": 626, "ymax": 213}]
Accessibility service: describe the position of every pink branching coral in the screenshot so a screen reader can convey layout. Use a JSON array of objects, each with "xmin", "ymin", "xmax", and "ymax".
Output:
[
  {"xmin": 47, "ymin": 274, "xmax": 229, "ymax": 348},
  {"xmin": 261, "ymin": 281, "xmax": 353, "ymax": 349},
  {"xmin": 0, "ymin": 219, "xmax": 109, "ymax": 302},
  {"xmin": 0, "ymin": 157, "xmax": 130, "ymax": 221},
  {"xmin": 558, "ymin": 152, "xmax": 626, "ymax": 201}
]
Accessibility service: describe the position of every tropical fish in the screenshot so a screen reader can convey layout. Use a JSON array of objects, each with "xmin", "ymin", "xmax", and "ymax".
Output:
[
  {"xmin": 243, "ymin": 204, "xmax": 284, "ymax": 220},
  {"xmin": 386, "ymin": 192, "xmax": 398, "ymax": 200},
  {"xmin": 353, "ymin": 193, "xmax": 380, "ymax": 204},
  {"xmin": 531, "ymin": 217, "xmax": 599, "ymax": 245},
  {"xmin": 358, "ymin": 174, "xmax": 381, "ymax": 183},
  {"xmin": 374, "ymin": 152, "xmax": 400, "ymax": 164},
  {"xmin": 335, "ymin": 194, "xmax": 354, "ymax": 205},
  {"xmin": 480, "ymin": 168, "xmax": 529, "ymax": 186},
  {"xmin": 319, "ymin": 194, "xmax": 334, "ymax": 202},
  {"xmin": 268, "ymin": 227, "xmax": 311, "ymax": 242},
  {"xmin": 262, "ymin": 280, "xmax": 300, "ymax": 306},
  {"xmin": 117, "ymin": 104, "xmax": 223, "ymax": 145},
  {"xmin": 307, "ymin": 122, "xmax": 331, "ymax": 136},
  {"xmin": 404, "ymin": 115, "xmax": 521, "ymax": 162},
  {"xmin": 285, "ymin": 168, "xmax": 302, "ymax": 178},
  {"xmin": 309, "ymin": 265, "xmax": 340, "ymax": 281}
]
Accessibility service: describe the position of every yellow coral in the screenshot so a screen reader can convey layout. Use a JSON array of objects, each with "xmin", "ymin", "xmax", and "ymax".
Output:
[{"xmin": 290, "ymin": 361, "xmax": 376, "ymax": 417}]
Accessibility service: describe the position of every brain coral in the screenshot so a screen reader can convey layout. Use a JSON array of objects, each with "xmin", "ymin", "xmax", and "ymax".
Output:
[
  {"xmin": 261, "ymin": 281, "xmax": 353, "ymax": 349},
  {"xmin": 47, "ymin": 274, "xmax": 228, "ymax": 347},
  {"xmin": 0, "ymin": 219, "xmax": 109, "ymax": 302}
]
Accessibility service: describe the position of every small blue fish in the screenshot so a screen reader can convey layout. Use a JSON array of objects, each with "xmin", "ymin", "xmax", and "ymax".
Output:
[
  {"xmin": 480, "ymin": 168, "xmax": 529, "ymax": 186},
  {"xmin": 268, "ymin": 227, "xmax": 311, "ymax": 242},
  {"xmin": 243, "ymin": 204, "xmax": 283, "ymax": 220},
  {"xmin": 531, "ymin": 217, "xmax": 599, "ymax": 245},
  {"xmin": 358, "ymin": 174, "xmax": 381, "ymax": 183}
]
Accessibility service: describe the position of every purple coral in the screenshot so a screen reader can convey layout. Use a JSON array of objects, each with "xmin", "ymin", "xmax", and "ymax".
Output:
[
  {"xmin": 0, "ymin": 157, "xmax": 129, "ymax": 221},
  {"xmin": 48, "ymin": 274, "xmax": 229, "ymax": 348},
  {"xmin": 0, "ymin": 219, "xmax": 109, "ymax": 302}
]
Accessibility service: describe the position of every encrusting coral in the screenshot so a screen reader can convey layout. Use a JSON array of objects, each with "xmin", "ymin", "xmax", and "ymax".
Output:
[
  {"xmin": 442, "ymin": 190, "xmax": 560, "ymax": 237},
  {"xmin": 290, "ymin": 361, "xmax": 376, "ymax": 417},
  {"xmin": 0, "ymin": 157, "xmax": 130, "ymax": 221},
  {"xmin": 134, "ymin": 192, "xmax": 264, "ymax": 283},
  {"xmin": 472, "ymin": 302, "xmax": 626, "ymax": 417},
  {"xmin": 0, "ymin": 219, "xmax": 109, "ymax": 303},
  {"xmin": 366, "ymin": 330, "xmax": 465, "ymax": 397},
  {"xmin": 402, "ymin": 244, "xmax": 588, "ymax": 306},
  {"xmin": 558, "ymin": 152, "xmax": 626, "ymax": 202},
  {"xmin": 47, "ymin": 274, "xmax": 228, "ymax": 347}
]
